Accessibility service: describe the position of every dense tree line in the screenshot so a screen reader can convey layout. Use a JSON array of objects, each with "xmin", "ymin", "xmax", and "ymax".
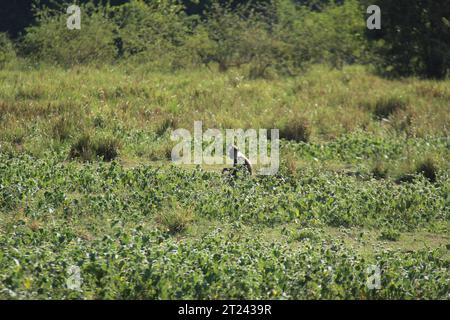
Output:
[
  {"xmin": 0, "ymin": 0, "xmax": 449, "ymax": 78},
  {"xmin": 1, "ymin": 0, "xmax": 255, "ymax": 37}
]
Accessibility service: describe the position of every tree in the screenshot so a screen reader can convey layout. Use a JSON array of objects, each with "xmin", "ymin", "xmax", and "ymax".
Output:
[{"xmin": 369, "ymin": 0, "xmax": 450, "ymax": 79}]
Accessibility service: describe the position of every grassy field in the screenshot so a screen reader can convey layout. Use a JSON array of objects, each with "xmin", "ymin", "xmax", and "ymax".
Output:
[{"xmin": 0, "ymin": 64, "xmax": 449, "ymax": 299}]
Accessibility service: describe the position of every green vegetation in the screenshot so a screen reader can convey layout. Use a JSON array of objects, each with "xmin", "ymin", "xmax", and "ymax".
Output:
[
  {"xmin": 369, "ymin": 0, "xmax": 450, "ymax": 79},
  {"xmin": 0, "ymin": 33, "xmax": 16, "ymax": 68},
  {"xmin": 0, "ymin": 64, "xmax": 449, "ymax": 299},
  {"xmin": 0, "ymin": 152, "xmax": 448, "ymax": 299},
  {"xmin": 0, "ymin": 0, "xmax": 449, "ymax": 300},
  {"xmin": 4, "ymin": 0, "xmax": 446, "ymax": 78}
]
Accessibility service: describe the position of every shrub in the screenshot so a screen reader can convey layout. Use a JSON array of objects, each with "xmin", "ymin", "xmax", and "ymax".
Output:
[
  {"xmin": 15, "ymin": 0, "xmax": 371, "ymax": 74},
  {"xmin": 0, "ymin": 33, "xmax": 16, "ymax": 68},
  {"xmin": 244, "ymin": 26, "xmax": 292, "ymax": 79},
  {"xmin": 197, "ymin": 2, "xmax": 295, "ymax": 76},
  {"xmin": 180, "ymin": 25, "xmax": 217, "ymax": 68},
  {"xmin": 110, "ymin": 0, "xmax": 190, "ymax": 69},
  {"xmin": 21, "ymin": 2, "xmax": 117, "ymax": 67},
  {"xmin": 201, "ymin": 3, "xmax": 262, "ymax": 72},
  {"xmin": 274, "ymin": 0, "xmax": 368, "ymax": 70}
]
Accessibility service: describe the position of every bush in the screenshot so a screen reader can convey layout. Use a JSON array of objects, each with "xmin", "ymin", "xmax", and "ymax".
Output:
[
  {"xmin": 200, "ymin": 3, "xmax": 264, "ymax": 72},
  {"xmin": 110, "ymin": 0, "xmax": 192, "ymax": 69},
  {"xmin": 21, "ymin": 2, "xmax": 117, "ymax": 67},
  {"xmin": 274, "ymin": 0, "xmax": 368, "ymax": 70},
  {"xmin": 198, "ymin": 2, "xmax": 299, "ymax": 76},
  {"xmin": 0, "ymin": 33, "xmax": 16, "ymax": 68}
]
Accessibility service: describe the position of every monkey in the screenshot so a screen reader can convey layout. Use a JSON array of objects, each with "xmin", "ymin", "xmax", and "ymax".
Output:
[{"xmin": 222, "ymin": 144, "xmax": 253, "ymax": 176}]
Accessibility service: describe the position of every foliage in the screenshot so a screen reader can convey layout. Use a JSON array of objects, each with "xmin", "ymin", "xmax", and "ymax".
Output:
[
  {"xmin": 379, "ymin": 228, "xmax": 401, "ymax": 242},
  {"xmin": 369, "ymin": 0, "xmax": 450, "ymax": 79},
  {"xmin": 0, "ymin": 153, "xmax": 448, "ymax": 299},
  {"xmin": 110, "ymin": 0, "xmax": 193, "ymax": 69},
  {"xmin": 274, "ymin": 0, "xmax": 368, "ymax": 70},
  {"xmin": 3, "ymin": 0, "xmax": 450, "ymax": 79},
  {"xmin": 155, "ymin": 200, "xmax": 195, "ymax": 235},
  {"xmin": 0, "ymin": 55, "xmax": 449, "ymax": 300},
  {"xmin": 21, "ymin": 2, "xmax": 117, "ymax": 67},
  {"xmin": 0, "ymin": 33, "xmax": 16, "ymax": 68},
  {"xmin": 14, "ymin": 0, "xmax": 370, "ymax": 75}
]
